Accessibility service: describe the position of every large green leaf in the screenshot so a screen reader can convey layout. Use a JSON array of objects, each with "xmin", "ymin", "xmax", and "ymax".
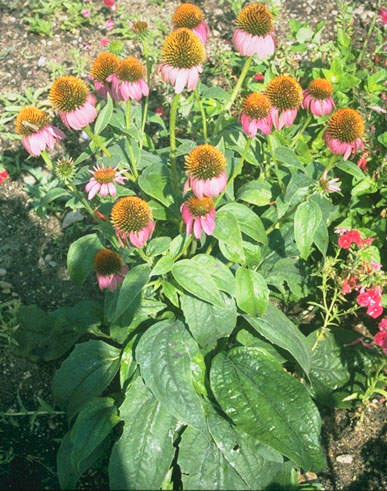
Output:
[
  {"xmin": 94, "ymin": 93, "xmax": 113, "ymax": 134},
  {"xmin": 109, "ymin": 378, "xmax": 176, "ymax": 490},
  {"xmin": 294, "ymin": 200, "xmax": 322, "ymax": 259},
  {"xmin": 235, "ymin": 268, "xmax": 269, "ymax": 317},
  {"xmin": 213, "ymin": 210, "xmax": 246, "ymax": 264},
  {"xmin": 70, "ymin": 397, "xmax": 120, "ymax": 473},
  {"xmin": 113, "ymin": 264, "xmax": 150, "ymax": 322},
  {"xmin": 191, "ymin": 254, "xmax": 235, "ymax": 296},
  {"xmin": 138, "ymin": 162, "xmax": 174, "ymax": 206},
  {"xmin": 237, "ymin": 181, "xmax": 272, "ymax": 207},
  {"xmin": 221, "ymin": 202, "xmax": 267, "ymax": 246},
  {"xmin": 181, "ymin": 293, "xmax": 237, "ymax": 348},
  {"xmin": 207, "ymin": 409, "xmax": 283, "ymax": 490},
  {"xmin": 274, "ymin": 146, "xmax": 303, "ymax": 169},
  {"xmin": 52, "ymin": 340, "xmax": 121, "ymax": 420},
  {"xmin": 210, "ymin": 347, "xmax": 325, "ymax": 472},
  {"xmin": 136, "ymin": 319, "xmax": 206, "ymax": 432},
  {"xmin": 67, "ymin": 234, "xmax": 104, "ymax": 286},
  {"xmin": 172, "ymin": 259, "xmax": 226, "ymax": 308},
  {"xmin": 178, "ymin": 426, "xmax": 248, "ymax": 490},
  {"xmin": 244, "ymin": 302, "xmax": 311, "ymax": 374}
]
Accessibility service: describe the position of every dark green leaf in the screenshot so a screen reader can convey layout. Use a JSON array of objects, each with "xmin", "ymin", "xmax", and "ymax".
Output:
[
  {"xmin": 274, "ymin": 146, "xmax": 303, "ymax": 169},
  {"xmin": 237, "ymin": 181, "xmax": 272, "ymax": 206},
  {"xmin": 221, "ymin": 202, "xmax": 267, "ymax": 245},
  {"xmin": 213, "ymin": 210, "xmax": 245, "ymax": 263},
  {"xmin": 210, "ymin": 347, "xmax": 325, "ymax": 471},
  {"xmin": 139, "ymin": 162, "xmax": 174, "ymax": 206},
  {"xmin": 52, "ymin": 340, "xmax": 120, "ymax": 419},
  {"xmin": 67, "ymin": 234, "xmax": 104, "ymax": 286},
  {"xmin": 191, "ymin": 254, "xmax": 235, "ymax": 296},
  {"xmin": 294, "ymin": 200, "xmax": 322, "ymax": 259},
  {"xmin": 235, "ymin": 268, "xmax": 269, "ymax": 317},
  {"xmin": 109, "ymin": 378, "xmax": 176, "ymax": 490},
  {"xmin": 113, "ymin": 264, "xmax": 150, "ymax": 322},
  {"xmin": 94, "ymin": 94, "xmax": 113, "ymax": 134},
  {"xmin": 151, "ymin": 255, "xmax": 174, "ymax": 276},
  {"xmin": 136, "ymin": 319, "xmax": 206, "ymax": 432}
]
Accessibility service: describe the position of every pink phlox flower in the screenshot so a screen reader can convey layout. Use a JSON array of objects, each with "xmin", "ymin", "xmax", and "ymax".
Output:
[
  {"xmin": 97, "ymin": 264, "xmax": 128, "ymax": 292},
  {"xmin": 180, "ymin": 199, "xmax": 216, "ymax": 239},
  {"xmin": 22, "ymin": 125, "xmax": 65, "ymax": 157},
  {"xmin": 357, "ymin": 286, "xmax": 383, "ymax": 319},
  {"xmin": 81, "ymin": 9, "xmax": 90, "ymax": 18},
  {"xmin": 0, "ymin": 169, "xmax": 8, "ymax": 184},
  {"xmin": 85, "ymin": 164, "xmax": 126, "ymax": 200},
  {"xmin": 106, "ymin": 73, "xmax": 149, "ymax": 101},
  {"xmin": 374, "ymin": 330, "xmax": 387, "ymax": 354},
  {"xmin": 360, "ymin": 237, "xmax": 374, "ymax": 247},
  {"xmin": 59, "ymin": 93, "xmax": 97, "ymax": 131},
  {"xmin": 302, "ymin": 89, "xmax": 335, "ymax": 116},
  {"xmin": 378, "ymin": 318, "xmax": 387, "ymax": 332},
  {"xmin": 233, "ymin": 28, "xmax": 275, "ymax": 58},
  {"xmin": 342, "ymin": 275, "xmax": 358, "ymax": 295},
  {"xmin": 357, "ymin": 153, "xmax": 369, "ymax": 172},
  {"xmin": 105, "ymin": 19, "xmax": 115, "ymax": 31},
  {"xmin": 253, "ymin": 73, "xmax": 265, "ymax": 82},
  {"xmin": 380, "ymin": 7, "xmax": 387, "ymax": 25},
  {"xmin": 100, "ymin": 37, "xmax": 110, "ymax": 47},
  {"xmin": 158, "ymin": 63, "xmax": 203, "ymax": 94},
  {"xmin": 337, "ymin": 229, "xmax": 362, "ymax": 249}
]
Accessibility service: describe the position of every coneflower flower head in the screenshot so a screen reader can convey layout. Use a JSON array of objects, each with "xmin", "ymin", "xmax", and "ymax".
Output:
[
  {"xmin": 94, "ymin": 249, "xmax": 128, "ymax": 292},
  {"xmin": 265, "ymin": 75, "xmax": 303, "ymax": 129},
  {"xmin": 55, "ymin": 157, "xmax": 75, "ymax": 183},
  {"xmin": 172, "ymin": 3, "xmax": 210, "ymax": 44},
  {"xmin": 85, "ymin": 163, "xmax": 126, "ymax": 200},
  {"xmin": 240, "ymin": 92, "xmax": 273, "ymax": 137},
  {"xmin": 49, "ymin": 76, "xmax": 97, "ymax": 130},
  {"xmin": 302, "ymin": 78, "xmax": 335, "ymax": 116},
  {"xmin": 184, "ymin": 144, "xmax": 227, "ymax": 199},
  {"xmin": 90, "ymin": 52, "xmax": 120, "ymax": 99},
  {"xmin": 324, "ymin": 108, "xmax": 364, "ymax": 161},
  {"xmin": 159, "ymin": 28, "xmax": 206, "ymax": 93},
  {"xmin": 107, "ymin": 56, "xmax": 149, "ymax": 101},
  {"xmin": 132, "ymin": 20, "xmax": 149, "ymax": 38},
  {"xmin": 15, "ymin": 106, "xmax": 64, "ymax": 156},
  {"xmin": 181, "ymin": 196, "xmax": 216, "ymax": 239},
  {"xmin": 233, "ymin": 3, "xmax": 275, "ymax": 58},
  {"xmin": 110, "ymin": 196, "xmax": 155, "ymax": 248}
]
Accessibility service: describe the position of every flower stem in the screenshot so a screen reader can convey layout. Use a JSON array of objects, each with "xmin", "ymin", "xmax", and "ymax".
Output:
[
  {"xmin": 267, "ymin": 133, "xmax": 285, "ymax": 193},
  {"xmin": 170, "ymin": 93, "xmax": 181, "ymax": 198},
  {"xmin": 84, "ymin": 125, "xmax": 111, "ymax": 158},
  {"xmin": 125, "ymin": 99, "xmax": 132, "ymax": 129},
  {"xmin": 215, "ymin": 137, "xmax": 253, "ymax": 207},
  {"xmin": 174, "ymin": 235, "xmax": 193, "ymax": 261},
  {"xmin": 136, "ymin": 246, "xmax": 152, "ymax": 265},
  {"xmin": 67, "ymin": 182, "xmax": 99, "ymax": 221},
  {"xmin": 40, "ymin": 150, "xmax": 54, "ymax": 171},
  {"xmin": 291, "ymin": 114, "xmax": 312, "ymax": 148},
  {"xmin": 194, "ymin": 88, "xmax": 207, "ymax": 143},
  {"xmin": 124, "ymin": 100, "xmax": 139, "ymax": 180},
  {"xmin": 214, "ymin": 56, "xmax": 252, "ymax": 135},
  {"xmin": 138, "ymin": 41, "xmax": 150, "ymax": 168}
]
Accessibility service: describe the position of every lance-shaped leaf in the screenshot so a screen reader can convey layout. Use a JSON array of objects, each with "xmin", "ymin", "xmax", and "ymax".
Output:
[
  {"xmin": 210, "ymin": 347, "xmax": 326, "ymax": 472},
  {"xmin": 294, "ymin": 200, "xmax": 322, "ymax": 259},
  {"xmin": 67, "ymin": 234, "xmax": 104, "ymax": 286},
  {"xmin": 109, "ymin": 378, "xmax": 176, "ymax": 490},
  {"xmin": 136, "ymin": 319, "xmax": 207, "ymax": 432},
  {"xmin": 235, "ymin": 268, "xmax": 269, "ymax": 317},
  {"xmin": 113, "ymin": 264, "xmax": 150, "ymax": 322}
]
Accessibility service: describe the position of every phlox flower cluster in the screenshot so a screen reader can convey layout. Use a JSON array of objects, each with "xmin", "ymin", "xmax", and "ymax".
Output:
[{"xmin": 374, "ymin": 318, "xmax": 387, "ymax": 354}]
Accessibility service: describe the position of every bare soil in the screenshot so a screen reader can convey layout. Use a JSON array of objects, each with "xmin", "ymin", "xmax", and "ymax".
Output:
[{"xmin": 0, "ymin": 0, "xmax": 385, "ymax": 489}]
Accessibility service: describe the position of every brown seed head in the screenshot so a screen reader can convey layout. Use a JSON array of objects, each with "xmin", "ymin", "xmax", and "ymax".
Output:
[
  {"xmin": 111, "ymin": 196, "xmax": 152, "ymax": 233},
  {"xmin": 172, "ymin": 3, "xmax": 205, "ymax": 29},
  {"xmin": 242, "ymin": 92, "xmax": 272, "ymax": 119},
  {"xmin": 326, "ymin": 108, "xmax": 364, "ymax": 143},
  {"xmin": 185, "ymin": 144, "xmax": 226, "ymax": 180},
  {"xmin": 91, "ymin": 52, "xmax": 120, "ymax": 82},
  {"xmin": 132, "ymin": 20, "xmax": 148, "ymax": 34},
  {"xmin": 49, "ymin": 76, "xmax": 89, "ymax": 112},
  {"xmin": 265, "ymin": 75, "xmax": 303, "ymax": 111},
  {"xmin": 94, "ymin": 249, "xmax": 122, "ymax": 276},
  {"xmin": 161, "ymin": 28, "xmax": 205, "ymax": 68},
  {"xmin": 307, "ymin": 78, "xmax": 333, "ymax": 99},
  {"xmin": 116, "ymin": 57, "xmax": 146, "ymax": 82},
  {"xmin": 236, "ymin": 3, "xmax": 273, "ymax": 37},
  {"xmin": 15, "ymin": 107, "xmax": 49, "ymax": 135},
  {"xmin": 186, "ymin": 196, "xmax": 214, "ymax": 217}
]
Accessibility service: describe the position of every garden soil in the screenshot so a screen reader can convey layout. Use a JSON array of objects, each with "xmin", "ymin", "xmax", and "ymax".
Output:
[{"xmin": 0, "ymin": 0, "xmax": 385, "ymax": 489}]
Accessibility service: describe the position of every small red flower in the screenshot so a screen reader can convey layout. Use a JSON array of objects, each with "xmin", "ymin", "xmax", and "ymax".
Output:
[
  {"xmin": 367, "ymin": 302, "xmax": 383, "ymax": 319},
  {"xmin": 338, "ymin": 230, "xmax": 362, "ymax": 249},
  {"xmin": 155, "ymin": 106, "xmax": 165, "ymax": 118},
  {"xmin": 374, "ymin": 331, "xmax": 387, "ymax": 354},
  {"xmin": 378, "ymin": 318, "xmax": 387, "ymax": 332},
  {"xmin": 357, "ymin": 153, "xmax": 369, "ymax": 172},
  {"xmin": 253, "ymin": 73, "xmax": 264, "ymax": 82},
  {"xmin": 0, "ymin": 169, "xmax": 8, "ymax": 184}
]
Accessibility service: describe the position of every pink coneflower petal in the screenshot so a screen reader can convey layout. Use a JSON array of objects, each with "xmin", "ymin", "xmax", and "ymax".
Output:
[{"xmin": 88, "ymin": 182, "xmax": 101, "ymax": 200}]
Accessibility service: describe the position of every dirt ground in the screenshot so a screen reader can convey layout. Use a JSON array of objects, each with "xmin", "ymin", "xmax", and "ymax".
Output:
[{"xmin": 0, "ymin": 0, "xmax": 385, "ymax": 489}]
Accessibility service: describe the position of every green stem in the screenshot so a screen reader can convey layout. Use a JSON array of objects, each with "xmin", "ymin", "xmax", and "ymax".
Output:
[
  {"xmin": 67, "ymin": 183, "xmax": 99, "ymax": 221},
  {"xmin": 136, "ymin": 246, "xmax": 152, "ymax": 265},
  {"xmin": 174, "ymin": 235, "xmax": 193, "ymax": 261},
  {"xmin": 291, "ymin": 114, "xmax": 312, "ymax": 148},
  {"xmin": 215, "ymin": 137, "xmax": 253, "ymax": 207},
  {"xmin": 267, "ymin": 134, "xmax": 285, "ymax": 194},
  {"xmin": 40, "ymin": 150, "xmax": 54, "ymax": 171},
  {"xmin": 84, "ymin": 125, "xmax": 111, "ymax": 158},
  {"xmin": 325, "ymin": 153, "xmax": 339, "ymax": 172},
  {"xmin": 170, "ymin": 93, "xmax": 181, "ymax": 198},
  {"xmin": 1, "ymin": 410, "xmax": 64, "ymax": 416},
  {"xmin": 125, "ymin": 99, "xmax": 132, "ymax": 129},
  {"xmin": 138, "ymin": 41, "xmax": 150, "ymax": 168},
  {"xmin": 214, "ymin": 56, "xmax": 252, "ymax": 135},
  {"xmin": 194, "ymin": 88, "xmax": 207, "ymax": 142}
]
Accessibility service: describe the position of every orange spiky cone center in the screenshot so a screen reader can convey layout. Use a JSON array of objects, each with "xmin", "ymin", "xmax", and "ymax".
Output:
[
  {"xmin": 50, "ymin": 76, "xmax": 89, "ymax": 112},
  {"xmin": 94, "ymin": 167, "xmax": 116, "ymax": 184},
  {"xmin": 172, "ymin": 3, "xmax": 205, "ymax": 29},
  {"xmin": 186, "ymin": 196, "xmax": 214, "ymax": 217},
  {"xmin": 308, "ymin": 78, "xmax": 333, "ymax": 99},
  {"xmin": 116, "ymin": 57, "xmax": 146, "ymax": 82},
  {"xmin": 236, "ymin": 2, "xmax": 273, "ymax": 36},
  {"xmin": 15, "ymin": 106, "xmax": 49, "ymax": 135},
  {"xmin": 242, "ymin": 92, "xmax": 272, "ymax": 119},
  {"xmin": 185, "ymin": 144, "xmax": 226, "ymax": 179},
  {"xmin": 94, "ymin": 249, "xmax": 122, "ymax": 275},
  {"xmin": 265, "ymin": 75, "xmax": 303, "ymax": 111},
  {"xmin": 111, "ymin": 196, "xmax": 152, "ymax": 233},
  {"xmin": 326, "ymin": 108, "xmax": 364, "ymax": 143},
  {"xmin": 161, "ymin": 28, "xmax": 205, "ymax": 68},
  {"xmin": 91, "ymin": 52, "xmax": 120, "ymax": 82}
]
